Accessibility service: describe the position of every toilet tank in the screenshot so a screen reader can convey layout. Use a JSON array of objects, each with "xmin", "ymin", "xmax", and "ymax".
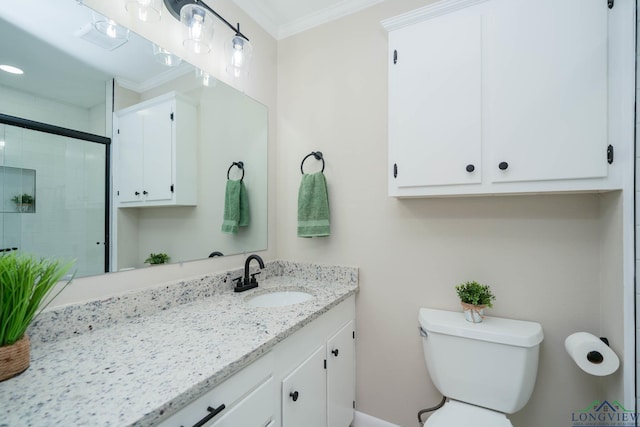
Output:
[{"xmin": 419, "ymin": 308, "xmax": 543, "ymax": 414}]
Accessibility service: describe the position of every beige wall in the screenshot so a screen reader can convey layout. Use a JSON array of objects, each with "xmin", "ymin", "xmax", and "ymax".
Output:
[{"xmin": 276, "ymin": 1, "xmax": 624, "ymax": 425}]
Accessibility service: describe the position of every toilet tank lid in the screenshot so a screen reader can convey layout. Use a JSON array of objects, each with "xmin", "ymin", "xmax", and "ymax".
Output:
[{"xmin": 419, "ymin": 308, "xmax": 544, "ymax": 348}]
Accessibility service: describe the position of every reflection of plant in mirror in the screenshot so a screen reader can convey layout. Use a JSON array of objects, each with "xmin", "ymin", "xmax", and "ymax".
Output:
[
  {"xmin": 11, "ymin": 194, "xmax": 34, "ymax": 205},
  {"xmin": 145, "ymin": 253, "xmax": 170, "ymax": 265}
]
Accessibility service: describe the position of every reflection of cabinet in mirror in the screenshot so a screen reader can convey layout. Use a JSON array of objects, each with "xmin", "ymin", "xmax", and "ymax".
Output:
[{"xmin": 114, "ymin": 92, "xmax": 197, "ymax": 207}]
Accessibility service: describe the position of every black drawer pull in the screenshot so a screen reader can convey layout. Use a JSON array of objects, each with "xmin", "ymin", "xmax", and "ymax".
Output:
[
  {"xmin": 192, "ymin": 404, "xmax": 226, "ymax": 427},
  {"xmin": 498, "ymin": 162, "xmax": 509, "ymax": 170},
  {"xmin": 290, "ymin": 391, "xmax": 299, "ymax": 402},
  {"xmin": 466, "ymin": 164, "xmax": 475, "ymax": 172},
  {"xmin": 331, "ymin": 349, "xmax": 339, "ymax": 357}
]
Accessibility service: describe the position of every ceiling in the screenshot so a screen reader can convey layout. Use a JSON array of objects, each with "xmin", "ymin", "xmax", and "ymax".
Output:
[
  {"xmin": 231, "ymin": 0, "xmax": 384, "ymax": 39},
  {"xmin": 0, "ymin": 0, "xmax": 382, "ymax": 109}
]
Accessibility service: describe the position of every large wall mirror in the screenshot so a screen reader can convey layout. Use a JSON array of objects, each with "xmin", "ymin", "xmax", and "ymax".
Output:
[{"xmin": 0, "ymin": 0, "xmax": 268, "ymax": 278}]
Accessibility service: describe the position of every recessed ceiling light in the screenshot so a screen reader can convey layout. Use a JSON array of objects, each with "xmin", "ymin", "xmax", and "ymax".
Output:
[{"xmin": 0, "ymin": 65, "xmax": 24, "ymax": 75}]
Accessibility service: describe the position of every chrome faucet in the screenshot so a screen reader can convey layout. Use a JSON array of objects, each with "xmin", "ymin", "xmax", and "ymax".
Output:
[{"xmin": 234, "ymin": 254, "xmax": 265, "ymax": 292}]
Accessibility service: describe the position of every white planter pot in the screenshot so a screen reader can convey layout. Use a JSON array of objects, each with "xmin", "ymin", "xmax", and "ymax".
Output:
[{"xmin": 461, "ymin": 303, "xmax": 485, "ymax": 323}]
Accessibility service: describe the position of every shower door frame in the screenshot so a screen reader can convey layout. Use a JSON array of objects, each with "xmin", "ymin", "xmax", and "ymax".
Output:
[{"xmin": 0, "ymin": 112, "xmax": 111, "ymax": 273}]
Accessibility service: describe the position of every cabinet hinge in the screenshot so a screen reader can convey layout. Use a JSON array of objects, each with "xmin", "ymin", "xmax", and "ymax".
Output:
[
  {"xmin": 608, "ymin": 0, "xmax": 614, "ymax": 9},
  {"xmin": 117, "ymin": 190, "xmax": 120, "ymax": 196},
  {"xmin": 170, "ymin": 112, "xmax": 174, "ymax": 121},
  {"xmin": 117, "ymin": 129, "xmax": 120, "ymax": 134},
  {"xmin": 393, "ymin": 49, "xmax": 398, "ymax": 65},
  {"xmin": 607, "ymin": 145, "xmax": 614, "ymax": 164},
  {"xmin": 353, "ymin": 401, "xmax": 356, "ymax": 409},
  {"xmin": 393, "ymin": 163, "xmax": 398, "ymax": 178},
  {"xmin": 170, "ymin": 184, "xmax": 174, "ymax": 193},
  {"xmin": 353, "ymin": 331, "xmax": 355, "ymax": 339},
  {"xmin": 324, "ymin": 359, "xmax": 327, "ymax": 370}
]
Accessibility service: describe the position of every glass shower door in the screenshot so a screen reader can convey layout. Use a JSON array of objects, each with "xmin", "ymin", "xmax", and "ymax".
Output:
[{"xmin": 0, "ymin": 123, "xmax": 107, "ymax": 278}]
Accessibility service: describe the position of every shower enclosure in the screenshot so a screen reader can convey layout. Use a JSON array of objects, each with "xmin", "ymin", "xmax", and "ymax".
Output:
[{"xmin": 0, "ymin": 115, "xmax": 109, "ymax": 278}]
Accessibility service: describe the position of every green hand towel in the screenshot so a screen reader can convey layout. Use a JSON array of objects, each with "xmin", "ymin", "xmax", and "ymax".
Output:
[
  {"xmin": 297, "ymin": 172, "xmax": 330, "ymax": 237},
  {"xmin": 222, "ymin": 179, "xmax": 250, "ymax": 234}
]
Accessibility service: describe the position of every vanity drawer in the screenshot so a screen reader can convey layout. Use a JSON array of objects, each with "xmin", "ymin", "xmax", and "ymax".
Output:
[{"xmin": 158, "ymin": 352, "xmax": 274, "ymax": 427}]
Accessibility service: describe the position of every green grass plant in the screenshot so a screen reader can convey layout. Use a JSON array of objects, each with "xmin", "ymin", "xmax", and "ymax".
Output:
[{"xmin": 0, "ymin": 252, "xmax": 74, "ymax": 346}]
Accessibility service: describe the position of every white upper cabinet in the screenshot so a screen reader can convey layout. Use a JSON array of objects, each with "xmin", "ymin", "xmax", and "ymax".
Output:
[
  {"xmin": 114, "ymin": 92, "xmax": 197, "ymax": 207},
  {"xmin": 385, "ymin": 0, "xmax": 630, "ymax": 197}
]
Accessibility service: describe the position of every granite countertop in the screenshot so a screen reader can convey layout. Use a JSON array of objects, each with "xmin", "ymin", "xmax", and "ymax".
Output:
[{"xmin": 0, "ymin": 260, "xmax": 358, "ymax": 427}]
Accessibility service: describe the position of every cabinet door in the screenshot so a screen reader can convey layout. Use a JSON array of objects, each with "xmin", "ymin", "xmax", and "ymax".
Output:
[
  {"xmin": 484, "ymin": 0, "xmax": 608, "ymax": 183},
  {"xmin": 116, "ymin": 112, "xmax": 144, "ymax": 203},
  {"xmin": 389, "ymin": 10, "xmax": 482, "ymax": 189},
  {"xmin": 327, "ymin": 320, "xmax": 355, "ymax": 427},
  {"xmin": 141, "ymin": 100, "xmax": 173, "ymax": 202},
  {"xmin": 211, "ymin": 377, "xmax": 274, "ymax": 427},
  {"xmin": 282, "ymin": 346, "xmax": 326, "ymax": 427}
]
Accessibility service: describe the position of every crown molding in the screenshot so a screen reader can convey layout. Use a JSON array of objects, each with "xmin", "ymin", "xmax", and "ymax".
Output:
[{"xmin": 381, "ymin": 0, "xmax": 489, "ymax": 32}]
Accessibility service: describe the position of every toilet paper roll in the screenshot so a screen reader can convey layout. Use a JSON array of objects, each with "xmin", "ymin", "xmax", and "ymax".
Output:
[{"xmin": 565, "ymin": 332, "xmax": 620, "ymax": 376}]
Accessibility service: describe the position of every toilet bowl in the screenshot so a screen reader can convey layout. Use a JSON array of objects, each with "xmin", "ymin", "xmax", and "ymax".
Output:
[{"xmin": 419, "ymin": 308, "xmax": 543, "ymax": 426}]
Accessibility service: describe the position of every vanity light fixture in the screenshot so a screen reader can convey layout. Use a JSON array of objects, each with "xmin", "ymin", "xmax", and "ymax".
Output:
[
  {"xmin": 162, "ymin": 0, "xmax": 251, "ymax": 73},
  {"xmin": 226, "ymin": 29, "xmax": 253, "ymax": 78},
  {"xmin": 153, "ymin": 44, "xmax": 182, "ymax": 66},
  {"xmin": 126, "ymin": 0, "xmax": 162, "ymax": 22},
  {"xmin": 93, "ymin": 15, "xmax": 129, "ymax": 43}
]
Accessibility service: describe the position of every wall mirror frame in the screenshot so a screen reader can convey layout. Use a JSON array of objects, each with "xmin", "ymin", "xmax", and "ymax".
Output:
[{"xmin": 0, "ymin": 0, "xmax": 268, "ymax": 278}]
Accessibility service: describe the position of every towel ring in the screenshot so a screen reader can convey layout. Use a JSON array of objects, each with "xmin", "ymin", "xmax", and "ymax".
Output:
[
  {"xmin": 300, "ymin": 151, "xmax": 324, "ymax": 174},
  {"xmin": 227, "ymin": 161, "xmax": 244, "ymax": 181}
]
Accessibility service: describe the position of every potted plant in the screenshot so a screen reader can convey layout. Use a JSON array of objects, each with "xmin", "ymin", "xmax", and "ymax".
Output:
[
  {"xmin": 11, "ymin": 193, "xmax": 34, "ymax": 212},
  {"xmin": 455, "ymin": 281, "xmax": 496, "ymax": 323},
  {"xmin": 0, "ymin": 252, "xmax": 73, "ymax": 381},
  {"xmin": 144, "ymin": 253, "xmax": 170, "ymax": 265}
]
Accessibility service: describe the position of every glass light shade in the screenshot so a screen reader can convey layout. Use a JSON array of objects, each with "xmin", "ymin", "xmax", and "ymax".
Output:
[
  {"xmin": 94, "ymin": 17, "xmax": 129, "ymax": 42},
  {"xmin": 125, "ymin": 0, "xmax": 162, "ymax": 22},
  {"xmin": 153, "ymin": 44, "xmax": 182, "ymax": 67},
  {"xmin": 225, "ymin": 34, "xmax": 253, "ymax": 78},
  {"xmin": 195, "ymin": 68, "xmax": 216, "ymax": 87},
  {"xmin": 180, "ymin": 4, "xmax": 214, "ymax": 54}
]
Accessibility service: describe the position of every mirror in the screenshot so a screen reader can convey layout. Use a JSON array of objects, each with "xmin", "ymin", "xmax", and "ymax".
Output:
[{"xmin": 0, "ymin": 0, "xmax": 268, "ymax": 277}]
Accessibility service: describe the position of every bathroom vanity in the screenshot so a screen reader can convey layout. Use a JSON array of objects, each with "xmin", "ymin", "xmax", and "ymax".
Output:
[{"xmin": 0, "ymin": 261, "xmax": 358, "ymax": 427}]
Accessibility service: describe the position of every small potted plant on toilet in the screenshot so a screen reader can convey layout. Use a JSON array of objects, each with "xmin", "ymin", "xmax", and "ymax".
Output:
[{"xmin": 455, "ymin": 281, "xmax": 495, "ymax": 323}]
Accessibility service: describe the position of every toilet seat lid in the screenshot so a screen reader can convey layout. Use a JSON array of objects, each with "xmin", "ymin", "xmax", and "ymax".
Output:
[{"xmin": 424, "ymin": 400, "xmax": 513, "ymax": 427}]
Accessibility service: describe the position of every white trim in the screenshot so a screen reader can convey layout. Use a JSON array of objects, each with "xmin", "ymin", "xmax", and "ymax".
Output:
[
  {"xmin": 230, "ymin": 0, "xmax": 280, "ymax": 40},
  {"xmin": 380, "ymin": 0, "xmax": 489, "ymax": 32},
  {"xmin": 115, "ymin": 64, "xmax": 193, "ymax": 94},
  {"xmin": 351, "ymin": 410, "xmax": 401, "ymax": 427}
]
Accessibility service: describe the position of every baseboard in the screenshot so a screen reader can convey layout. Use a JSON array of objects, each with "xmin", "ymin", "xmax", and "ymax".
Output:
[{"xmin": 351, "ymin": 410, "xmax": 401, "ymax": 427}]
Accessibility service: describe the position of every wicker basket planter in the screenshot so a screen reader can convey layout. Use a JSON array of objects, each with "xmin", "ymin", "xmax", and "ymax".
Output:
[{"xmin": 0, "ymin": 335, "xmax": 30, "ymax": 381}]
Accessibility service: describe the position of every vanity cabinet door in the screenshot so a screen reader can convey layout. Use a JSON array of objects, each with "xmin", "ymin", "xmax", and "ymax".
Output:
[
  {"xmin": 282, "ymin": 345, "xmax": 327, "ymax": 427},
  {"xmin": 388, "ymin": 8, "xmax": 482, "ymax": 192},
  {"xmin": 139, "ymin": 99, "xmax": 173, "ymax": 203},
  {"xmin": 327, "ymin": 320, "xmax": 355, "ymax": 427}
]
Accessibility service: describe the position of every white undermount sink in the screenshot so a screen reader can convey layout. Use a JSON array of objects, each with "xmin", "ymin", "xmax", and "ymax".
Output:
[{"xmin": 246, "ymin": 290, "xmax": 314, "ymax": 308}]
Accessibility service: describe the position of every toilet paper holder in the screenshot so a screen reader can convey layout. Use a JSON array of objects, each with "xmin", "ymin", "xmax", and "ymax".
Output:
[{"xmin": 586, "ymin": 337, "xmax": 609, "ymax": 364}]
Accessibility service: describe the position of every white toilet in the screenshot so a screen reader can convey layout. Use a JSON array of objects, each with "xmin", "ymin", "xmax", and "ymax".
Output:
[{"xmin": 419, "ymin": 308, "xmax": 544, "ymax": 426}]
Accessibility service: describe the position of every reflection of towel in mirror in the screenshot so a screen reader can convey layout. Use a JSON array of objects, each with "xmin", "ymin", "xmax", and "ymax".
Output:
[
  {"xmin": 297, "ymin": 172, "xmax": 330, "ymax": 237},
  {"xmin": 221, "ymin": 179, "xmax": 249, "ymax": 234}
]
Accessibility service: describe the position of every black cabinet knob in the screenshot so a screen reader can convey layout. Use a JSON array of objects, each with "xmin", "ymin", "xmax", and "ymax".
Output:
[
  {"xmin": 331, "ymin": 349, "xmax": 339, "ymax": 357},
  {"xmin": 289, "ymin": 391, "xmax": 299, "ymax": 402},
  {"xmin": 465, "ymin": 164, "xmax": 475, "ymax": 173},
  {"xmin": 134, "ymin": 191, "xmax": 140, "ymax": 196},
  {"xmin": 498, "ymin": 162, "xmax": 509, "ymax": 170},
  {"xmin": 143, "ymin": 190, "xmax": 148, "ymax": 195}
]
